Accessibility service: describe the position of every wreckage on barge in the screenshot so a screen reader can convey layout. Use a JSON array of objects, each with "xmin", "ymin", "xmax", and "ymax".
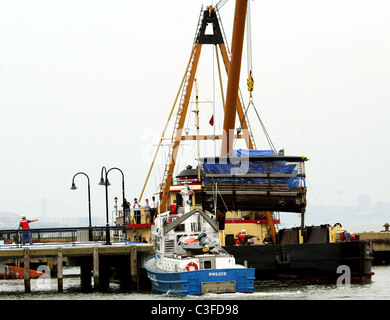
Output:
[{"xmin": 201, "ymin": 150, "xmax": 373, "ymax": 283}]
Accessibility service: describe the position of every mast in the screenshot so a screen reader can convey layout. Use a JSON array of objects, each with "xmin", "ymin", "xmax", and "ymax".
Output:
[
  {"xmin": 194, "ymin": 79, "xmax": 201, "ymax": 181},
  {"xmin": 159, "ymin": 44, "xmax": 202, "ymax": 212},
  {"xmin": 220, "ymin": 0, "xmax": 248, "ymax": 156}
]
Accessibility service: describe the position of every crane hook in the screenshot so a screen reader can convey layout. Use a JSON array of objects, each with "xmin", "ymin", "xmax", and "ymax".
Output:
[{"xmin": 247, "ymin": 71, "xmax": 254, "ymax": 103}]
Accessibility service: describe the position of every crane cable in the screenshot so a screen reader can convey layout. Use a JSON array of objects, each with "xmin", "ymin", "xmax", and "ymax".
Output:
[
  {"xmin": 216, "ymin": 0, "xmax": 229, "ymax": 10},
  {"xmin": 246, "ymin": 0, "xmax": 253, "ymax": 92},
  {"xmin": 244, "ymin": 0, "xmax": 277, "ymax": 154},
  {"xmin": 250, "ymin": 100, "xmax": 277, "ymax": 154}
]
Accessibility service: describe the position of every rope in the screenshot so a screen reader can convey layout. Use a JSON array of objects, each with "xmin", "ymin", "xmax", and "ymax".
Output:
[
  {"xmin": 243, "ymin": 68, "xmax": 277, "ymax": 154},
  {"xmin": 306, "ymin": 178, "xmax": 328, "ymax": 224},
  {"xmin": 246, "ymin": 0, "xmax": 253, "ymax": 78},
  {"xmin": 204, "ymin": 163, "xmax": 229, "ymax": 212},
  {"xmin": 216, "ymin": 0, "xmax": 229, "ymax": 10},
  {"xmin": 236, "ymin": 83, "xmax": 277, "ymax": 154},
  {"xmin": 242, "ymin": 1, "xmax": 277, "ymax": 153},
  {"xmin": 250, "ymin": 100, "xmax": 277, "ymax": 154}
]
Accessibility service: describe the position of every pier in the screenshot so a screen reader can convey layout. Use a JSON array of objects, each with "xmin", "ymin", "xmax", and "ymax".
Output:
[
  {"xmin": 357, "ymin": 229, "xmax": 390, "ymax": 265},
  {"xmin": 0, "ymin": 227, "xmax": 154, "ymax": 293}
]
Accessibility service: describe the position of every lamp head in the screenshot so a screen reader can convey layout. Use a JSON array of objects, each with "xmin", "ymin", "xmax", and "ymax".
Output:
[
  {"xmin": 98, "ymin": 178, "xmax": 111, "ymax": 186},
  {"xmin": 70, "ymin": 182, "xmax": 77, "ymax": 190}
]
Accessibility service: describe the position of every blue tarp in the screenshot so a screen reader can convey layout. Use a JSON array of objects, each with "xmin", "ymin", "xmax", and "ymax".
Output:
[
  {"xmin": 202, "ymin": 150, "xmax": 303, "ymax": 190},
  {"xmin": 228, "ymin": 149, "xmax": 277, "ymax": 157}
]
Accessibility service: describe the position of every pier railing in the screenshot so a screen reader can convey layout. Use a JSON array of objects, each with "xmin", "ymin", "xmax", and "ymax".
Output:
[
  {"xmin": 0, "ymin": 226, "xmax": 127, "ymax": 247},
  {"xmin": 114, "ymin": 208, "xmax": 156, "ymax": 225}
]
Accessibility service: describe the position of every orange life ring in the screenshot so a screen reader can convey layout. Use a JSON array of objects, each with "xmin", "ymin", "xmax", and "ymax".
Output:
[{"xmin": 186, "ymin": 262, "xmax": 198, "ymax": 271}]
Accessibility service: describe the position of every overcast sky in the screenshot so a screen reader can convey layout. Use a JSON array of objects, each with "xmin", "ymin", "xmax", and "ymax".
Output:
[{"xmin": 1, "ymin": 0, "xmax": 389, "ymax": 224}]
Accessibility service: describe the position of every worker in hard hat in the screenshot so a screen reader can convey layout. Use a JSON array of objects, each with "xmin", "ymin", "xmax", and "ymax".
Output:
[
  {"xmin": 235, "ymin": 229, "xmax": 249, "ymax": 246},
  {"xmin": 340, "ymin": 229, "xmax": 350, "ymax": 242}
]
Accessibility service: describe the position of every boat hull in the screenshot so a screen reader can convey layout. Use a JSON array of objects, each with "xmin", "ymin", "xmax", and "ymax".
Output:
[
  {"xmin": 144, "ymin": 256, "xmax": 255, "ymax": 295},
  {"xmin": 224, "ymin": 241, "xmax": 373, "ymax": 283},
  {"xmin": 0, "ymin": 265, "xmax": 44, "ymax": 279}
]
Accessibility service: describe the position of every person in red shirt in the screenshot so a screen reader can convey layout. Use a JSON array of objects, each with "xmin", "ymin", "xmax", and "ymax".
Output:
[
  {"xmin": 168, "ymin": 200, "xmax": 179, "ymax": 223},
  {"xmin": 170, "ymin": 200, "xmax": 178, "ymax": 215},
  {"xmin": 18, "ymin": 216, "xmax": 38, "ymax": 245},
  {"xmin": 235, "ymin": 229, "xmax": 248, "ymax": 246}
]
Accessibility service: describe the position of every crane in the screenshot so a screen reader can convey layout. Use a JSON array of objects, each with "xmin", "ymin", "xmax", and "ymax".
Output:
[
  {"xmin": 139, "ymin": 1, "xmax": 256, "ymax": 213},
  {"xmin": 139, "ymin": 1, "xmax": 308, "ymax": 246}
]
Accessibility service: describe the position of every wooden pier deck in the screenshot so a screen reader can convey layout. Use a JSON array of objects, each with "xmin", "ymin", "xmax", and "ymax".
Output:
[
  {"xmin": 357, "ymin": 231, "xmax": 390, "ymax": 264},
  {"xmin": 0, "ymin": 242, "xmax": 154, "ymax": 292}
]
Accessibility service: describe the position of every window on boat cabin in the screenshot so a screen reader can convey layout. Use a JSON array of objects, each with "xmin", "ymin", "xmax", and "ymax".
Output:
[
  {"xmin": 203, "ymin": 260, "xmax": 212, "ymax": 269},
  {"xmin": 195, "ymin": 192, "xmax": 202, "ymax": 205},
  {"xmin": 175, "ymin": 224, "xmax": 185, "ymax": 232},
  {"xmin": 176, "ymin": 193, "xmax": 182, "ymax": 206},
  {"xmin": 191, "ymin": 214, "xmax": 201, "ymax": 232},
  {"xmin": 176, "ymin": 193, "xmax": 193, "ymax": 207}
]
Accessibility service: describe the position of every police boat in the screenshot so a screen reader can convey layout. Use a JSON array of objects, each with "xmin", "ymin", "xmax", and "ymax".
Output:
[{"xmin": 144, "ymin": 184, "xmax": 255, "ymax": 295}]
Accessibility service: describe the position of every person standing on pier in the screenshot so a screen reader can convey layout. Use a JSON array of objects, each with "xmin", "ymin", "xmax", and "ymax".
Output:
[
  {"xmin": 133, "ymin": 198, "xmax": 141, "ymax": 224},
  {"xmin": 122, "ymin": 198, "xmax": 131, "ymax": 224},
  {"xmin": 18, "ymin": 216, "xmax": 38, "ymax": 245},
  {"xmin": 150, "ymin": 196, "xmax": 158, "ymax": 223},
  {"xmin": 144, "ymin": 199, "xmax": 151, "ymax": 224}
]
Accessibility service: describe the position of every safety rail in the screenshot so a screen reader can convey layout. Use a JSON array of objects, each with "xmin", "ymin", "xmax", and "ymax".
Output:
[
  {"xmin": 114, "ymin": 208, "xmax": 157, "ymax": 225},
  {"xmin": 0, "ymin": 226, "xmax": 127, "ymax": 247}
]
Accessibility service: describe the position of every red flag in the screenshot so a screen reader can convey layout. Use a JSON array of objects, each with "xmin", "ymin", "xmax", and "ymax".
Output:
[{"xmin": 209, "ymin": 115, "xmax": 214, "ymax": 126}]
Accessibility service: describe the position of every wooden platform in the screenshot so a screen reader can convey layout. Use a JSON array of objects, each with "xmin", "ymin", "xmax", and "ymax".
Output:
[
  {"xmin": 356, "ymin": 232, "xmax": 390, "ymax": 264},
  {"xmin": 0, "ymin": 242, "xmax": 154, "ymax": 292}
]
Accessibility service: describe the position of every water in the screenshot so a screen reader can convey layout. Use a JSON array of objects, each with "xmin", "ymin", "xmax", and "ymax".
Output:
[{"xmin": 0, "ymin": 265, "xmax": 389, "ymax": 300}]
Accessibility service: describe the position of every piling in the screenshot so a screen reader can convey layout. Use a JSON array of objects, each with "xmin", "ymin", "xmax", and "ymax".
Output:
[
  {"xmin": 23, "ymin": 248, "xmax": 30, "ymax": 293},
  {"xmin": 93, "ymin": 246, "xmax": 99, "ymax": 290},
  {"xmin": 80, "ymin": 261, "xmax": 92, "ymax": 291},
  {"xmin": 57, "ymin": 247, "xmax": 63, "ymax": 292},
  {"xmin": 130, "ymin": 245, "xmax": 138, "ymax": 289}
]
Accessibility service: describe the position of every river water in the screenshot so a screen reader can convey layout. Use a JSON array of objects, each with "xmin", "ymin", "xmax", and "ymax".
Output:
[{"xmin": 0, "ymin": 265, "xmax": 389, "ymax": 300}]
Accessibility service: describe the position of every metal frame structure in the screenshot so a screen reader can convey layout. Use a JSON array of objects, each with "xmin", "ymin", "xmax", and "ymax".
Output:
[{"xmin": 139, "ymin": 3, "xmax": 255, "ymax": 213}]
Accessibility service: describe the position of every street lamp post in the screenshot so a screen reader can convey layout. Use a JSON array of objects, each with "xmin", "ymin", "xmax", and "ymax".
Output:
[
  {"xmin": 70, "ymin": 172, "xmax": 93, "ymax": 241},
  {"xmin": 114, "ymin": 196, "xmax": 118, "ymax": 225},
  {"xmin": 99, "ymin": 167, "xmax": 111, "ymax": 245},
  {"xmin": 99, "ymin": 166, "xmax": 126, "ymax": 245}
]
